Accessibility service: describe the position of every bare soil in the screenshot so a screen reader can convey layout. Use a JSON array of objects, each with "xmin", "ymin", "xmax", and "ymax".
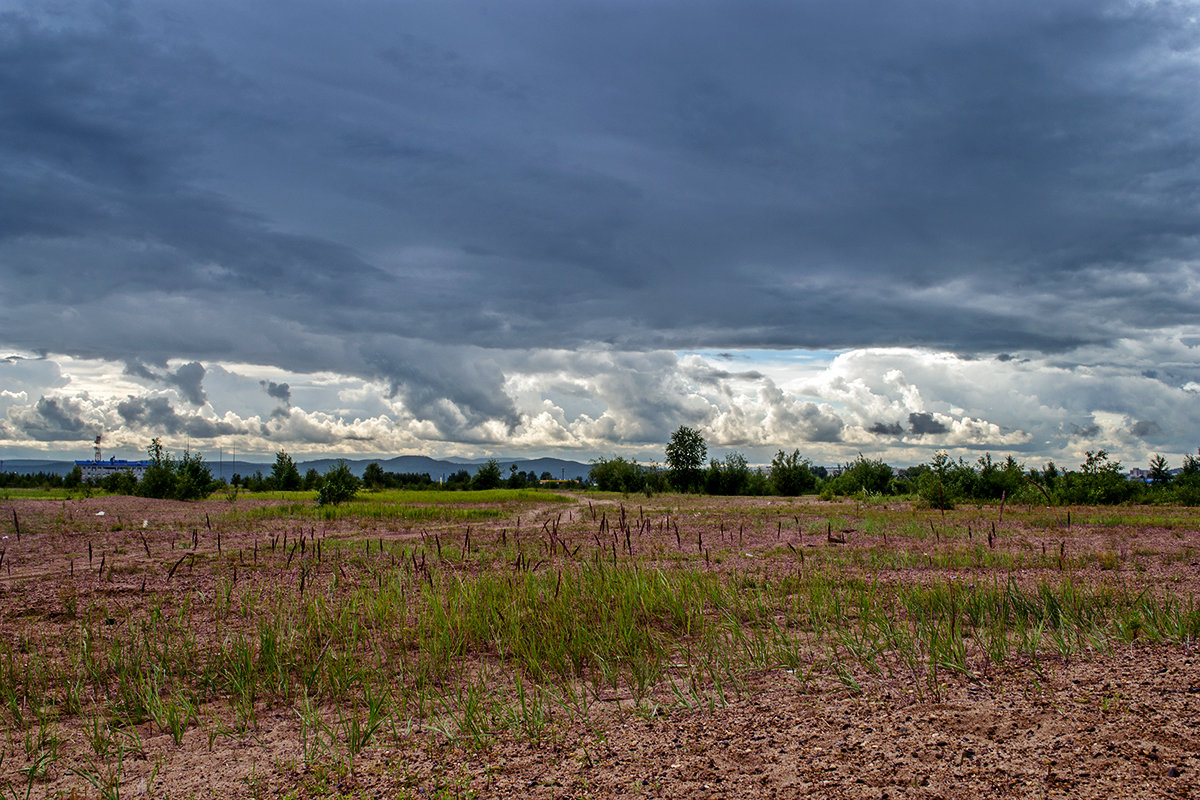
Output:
[{"xmin": 1, "ymin": 493, "xmax": 1197, "ymax": 799}]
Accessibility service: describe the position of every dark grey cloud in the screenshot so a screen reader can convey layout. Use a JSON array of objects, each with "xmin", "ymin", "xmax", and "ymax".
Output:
[
  {"xmin": 908, "ymin": 412, "xmax": 948, "ymax": 436},
  {"xmin": 123, "ymin": 360, "xmax": 207, "ymax": 405},
  {"xmin": 167, "ymin": 362, "xmax": 207, "ymax": 406},
  {"xmin": 1, "ymin": 0, "xmax": 1198, "ymax": 443},
  {"xmin": 797, "ymin": 405, "xmax": 846, "ymax": 444},
  {"xmin": 6, "ymin": 396, "xmax": 95, "ymax": 441},
  {"xmin": 124, "ymin": 361, "xmax": 158, "ymax": 381},
  {"xmin": 1131, "ymin": 419, "xmax": 1163, "ymax": 439},
  {"xmin": 681, "ymin": 362, "xmax": 765, "ymax": 385},
  {"xmin": 368, "ymin": 345, "xmax": 521, "ymax": 439},
  {"xmin": 261, "ymin": 381, "xmax": 291, "ymax": 404},
  {"xmin": 116, "ymin": 396, "xmax": 245, "ymax": 438},
  {"xmin": 869, "ymin": 422, "xmax": 904, "ymax": 436}
]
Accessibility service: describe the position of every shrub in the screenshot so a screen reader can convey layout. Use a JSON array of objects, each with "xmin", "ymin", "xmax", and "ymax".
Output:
[
  {"xmin": 705, "ymin": 452, "xmax": 754, "ymax": 495},
  {"xmin": 136, "ymin": 438, "xmax": 216, "ymax": 500},
  {"xmin": 827, "ymin": 454, "xmax": 894, "ymax": 496},
  {"xmin": 471, "ymin": 459, "xmax": 503, "ymax": 491},
  {"xmin": 590, "ymin": 456, "xmax": 647, "ymax": 494},
  {"xmin": 769, "ymin": 449, "xmax": 816, "ymax": 496},
  {"xmin": 317, "ymin": 460, "xmax": 360, "ymax": 506}
]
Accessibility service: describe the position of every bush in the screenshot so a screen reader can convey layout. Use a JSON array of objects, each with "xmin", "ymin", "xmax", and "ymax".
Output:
[
  {"xmin": 705, "ymin": 453, "xmax": 754, "ymax": 495},
  {"xmin": 916, "ymin": 451, "xmax": 957, "ymax": 509},
  {"xmin": 316, "ymin": 460, "xmax": 360, "ymax": 506},
  {"xmin": 136, "ymin": 438, "xmax": 216, "ymax": 500},
  {"xmin": 769, "ymin": 449, "xmax": 816, "ymax": 496},
  {"xmin": 590, "ymin": 456, "xmax": 647, "ymax": 494},
  {"xmin": 827, "ymin": 454, "xmax": 894, "ymax": 496},
  {"xmin": 1054, "ymin": 450, "xmax": 1132, "ymax": 505},
  {"xmin": 100, "ymin": 468, "xmax": 139, "ymax": 496}
]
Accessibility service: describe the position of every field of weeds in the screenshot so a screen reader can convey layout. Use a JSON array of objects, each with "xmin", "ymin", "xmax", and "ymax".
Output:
[{"xmin": 0, "ymin": 490, "xmax": 1197, "ymax": 798}]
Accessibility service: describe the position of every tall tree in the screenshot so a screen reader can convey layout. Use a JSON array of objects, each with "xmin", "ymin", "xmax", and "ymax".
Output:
[
  {"xmin": 272, "ymin": 450, "xmax": 302, "ymax": 490},
  {"xmin": 1148, "ymin": 453, "xmax": 1172, "ymax": 485},
  {"xmin": 472, "ymin": 458, "xmax": 503, "ymax": 490},
  {"xmin": 362, "ymin": 462, "xmax": 386, "ymax": 490},
  {"xmin": 665, "ymin": 426, "xmax": 707, "ymax": 493}
]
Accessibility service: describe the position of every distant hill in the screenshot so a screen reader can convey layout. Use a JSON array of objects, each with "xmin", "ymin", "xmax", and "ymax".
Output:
[
  {"xmin": 1, "ymin": 455, "xmax": 592, "ymax": 481},
  {"xmin": 0, "ymin": 459, "xmax": 76, "ymax": 476}
]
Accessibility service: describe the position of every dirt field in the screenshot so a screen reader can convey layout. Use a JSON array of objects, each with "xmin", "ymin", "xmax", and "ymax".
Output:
[{"xmin": 0, "ymin": 491, "xmax": 1196, "ymax": 798}]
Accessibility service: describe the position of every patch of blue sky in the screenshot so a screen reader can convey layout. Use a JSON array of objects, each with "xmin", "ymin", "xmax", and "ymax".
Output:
[{"xmin": 680, "ymin": 348, "xmax": 842, "ymax": 366}]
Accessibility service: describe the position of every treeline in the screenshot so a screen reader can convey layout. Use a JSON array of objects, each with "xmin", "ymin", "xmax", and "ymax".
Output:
[
  {"xmin": 0, "ymin": 470, "xmax": 80, "ymax": 489},
  {"xmin": 2, "ymin": 448, "xmax": 582, "ymax": 499},
  {"xmin": 0, "ymin": 440, "xmax": 219, "ymax": 499},
  {"xmin": 233, "ymin": 454, "xmax": 577, "ymax": 492},
  {"xmin": 591, "ymin": 436, "xmax": 1200, "ymax": 507},
  {"xmin": 360, "ymin": 459, "xmax": 578, "ymax": 491}
]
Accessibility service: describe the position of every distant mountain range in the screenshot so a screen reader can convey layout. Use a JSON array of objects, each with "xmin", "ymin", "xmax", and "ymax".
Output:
[{"xmin": 0, "ymin": 455, "xmax": 592, "ymax": 481}]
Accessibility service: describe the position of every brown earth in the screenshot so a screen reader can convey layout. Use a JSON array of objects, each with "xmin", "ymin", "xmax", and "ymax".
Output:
[{"xmin": 0, "ymin": 493, "xmax": 1197, "ymax": 799}]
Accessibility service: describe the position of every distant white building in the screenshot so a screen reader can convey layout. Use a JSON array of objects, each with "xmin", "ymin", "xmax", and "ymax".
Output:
[
  {"xmin": 75, "ymin": 434, "xmax": 150, "ymax": 482},
  {"xmin": 76, "ymin": 457, "xmax": 151, "ymax": 482}
]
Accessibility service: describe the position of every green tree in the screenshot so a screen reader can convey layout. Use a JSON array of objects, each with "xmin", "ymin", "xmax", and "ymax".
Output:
[
  {"xmin": 917, "ymin": 451, "xmax": 955, "ymax": 509},
  {"xmin": 1172, "ymin": 449, "xmax": 1200, "ymax": 505},
  {"xmin": 362, "ymin": 462, "xmax": 386, "ymax": 490},
  {"xmin": 138, "ymin": 438, "xmax": 177, "ymax": 499},
  {"xmin": 136, "ymin": 438, "xmax": 215, "ymax": 500},
  {"xmin": 1148, "ymin": 454, "xmax": 1172, "ymax": 486},
  {"xmin": 64, "ymin": 465, "xmax": 83, "ymax": 489},
  {"xmin": 506, "ymin": 464, "xmax": 527, "ymax": 489},
  {"xmin": 1057, "ymin": 450, "xmax": 1130, "ymax": 504},
  {"xmin": 272, "ymin": 450, "xmax": 302, "ymax": 491},
  {"xmin": 827, "ymin": 454, "xmax": 895, "ymax": 497},
  {"xmin": 769, "ymin": 449, "xmax": 816, "ymax": 496},
  {"xmin": 302, "ymin": 468, "xmax": 322, "ymax": 491},
  {"xmin": 665, "ymin": 426, "xmax": 707, "ymax": 493},
  {"xmin": 590, "ymin": 456, "xmax": 647, "ymax": 494},
  {"xmin": 471, "ymin": 459, "xmax": 503, "ymax": 490},
  {"xmin": 316, "ymin": 460, "xmax": 360, "ymax": 506},
  {"xmin": 174, "ymin": 449, "xmax": 215, "ymax": 500}
]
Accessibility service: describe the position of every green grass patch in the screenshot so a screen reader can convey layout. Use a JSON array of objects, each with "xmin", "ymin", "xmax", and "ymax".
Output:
[{"xmin": 224, "ymin": 488, "xmax": 571, "ymax": 523}]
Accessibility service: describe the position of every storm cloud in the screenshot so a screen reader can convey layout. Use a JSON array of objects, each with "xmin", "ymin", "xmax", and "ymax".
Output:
[
  {"xmin": 1, "ymin": 1, "xmax": 1198, "ymax": 466},
  {"xmin": 261, "ymin": 381, "xmax": 291, "ymax": 404},
  {"xmin": 117, "ymin": 396, "xmax": 246, "ymax": 439},
  {"xmin": 5, "ymin": 396, "xmax": 96, "ymax": 441},
  {"xmin": 908, "ymin": 412, "xmax": 949, "ymax": 436}
]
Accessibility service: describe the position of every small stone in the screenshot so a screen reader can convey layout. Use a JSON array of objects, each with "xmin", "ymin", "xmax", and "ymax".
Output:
[{"xmin": 1167, "ymin": 766, "xmax": 1180, "ymax": 778}]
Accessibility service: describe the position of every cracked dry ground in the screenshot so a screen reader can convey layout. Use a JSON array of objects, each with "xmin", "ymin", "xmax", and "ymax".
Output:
[{"xmin": 0, "ymin": 493, "xmax": 1197, "ymax": 798}]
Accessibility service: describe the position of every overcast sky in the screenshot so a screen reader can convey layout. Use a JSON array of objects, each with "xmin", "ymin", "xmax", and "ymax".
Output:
[{"xmin": 2, "ymin": 0, "xmax": 1199, "ymax": 469}]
